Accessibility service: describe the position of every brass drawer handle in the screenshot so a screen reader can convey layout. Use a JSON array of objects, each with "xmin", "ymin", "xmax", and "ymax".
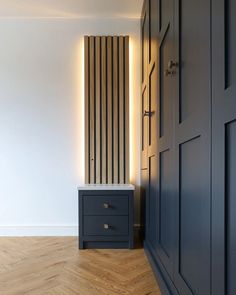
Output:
[
  {"xmin": 103, "ymin": 203, "xmax": 110, "ymax": 209},
  {"xmin": 103, "ymin": 224, "xmax": 110, "ymax": 229},
  {"xmin": 164, "ymin": 69, "xmax": 176, "ymax": 76},
  {"xmin": 168, "ymin": 60, "xmax": 179, "ymax": 69},
  {"xmin": 143, "ymin": 110, "xmax": 155, "ymax": 117}
]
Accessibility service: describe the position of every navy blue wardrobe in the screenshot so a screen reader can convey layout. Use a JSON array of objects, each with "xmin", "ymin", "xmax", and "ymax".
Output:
[{"xmin": 140, "ymin": 0, "xmax": 236, "ymax": 294}]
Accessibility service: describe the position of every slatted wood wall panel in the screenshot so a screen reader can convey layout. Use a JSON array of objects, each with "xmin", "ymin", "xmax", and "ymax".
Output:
[{"xmin": 85, "ymin": 36, "xmax": 129, "ymax": 184}]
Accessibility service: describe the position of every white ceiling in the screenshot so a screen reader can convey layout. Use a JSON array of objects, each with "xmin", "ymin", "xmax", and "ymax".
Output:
[{"xmin": 0, "ymin": 0, "xmax": 143, "ymax": 18}]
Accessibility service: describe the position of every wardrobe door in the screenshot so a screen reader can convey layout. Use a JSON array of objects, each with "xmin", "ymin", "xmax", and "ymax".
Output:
[
  {"xmin": 173, "ymin": 0, "xmax": 211, "ymax": 294},
  {"xmin": 155, "ymin": 0, "xmax": 175, "ymax": 277},
  {"xmin": 141, "ymin": 1, "xmax": 150, "ymax": 240},
  {"xmin": 141, "ymin": 0, "xmax": 149, "ymax": 172},
  {"xmin": 147, "ymin": 0, "xmax": 159, "ymax": 250},
  {"xmin": 141, "ymin": 0, "xmax": 159, "ymax": 249},
  {"xmin": 212, "ymin": 0, "xmax": 236, "ymax": 294}
]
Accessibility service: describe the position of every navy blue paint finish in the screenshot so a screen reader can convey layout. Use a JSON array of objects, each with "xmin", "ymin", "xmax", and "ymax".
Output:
[
  {"xmin": 226, "ymin": 121, "xmax": 236, "ymax": 295},
  {"xmin": 144, "ymin": 240, "xmax": 179, "ymax": 295},
  {"xmin": 141, "ymin": 0, "xmax": 176, "ymax": 290},
  {"xmin": 212, "ymin": 0, "xmax": 236, "ymax": 294},
  {"xmin": 79, "ymin": 190, "xmax": 134, "ymax": 249},
  {"xmin": 147, "ymin": 156, "xmax": 158, "ymax": 252},
  {"xmin": 83, "ymin": 216, "xmax": 129, "ymax": 236},
  {"xmin": 176, "ymin": 136, "xmax": 211, "ymax": 295},
  {"xmin": 159, "ymin": 150, "xmax": 172, "ymax": 259},
  {"xmin": 83, "ymin": 241, "xmax": 129, "ymax": 249},
  {"xmin": 142, "ymin": 0, "xmax": 213, "ymax": 294},
  {"xmin": 83, "ymin": 195, "xmax": 128, "ymax": 215},
  {"xmin": 141, "ymin": 0, "xmax": 176, "ymax": 281},
  {"xmin": 142, "ymin": 0, "xmax": 236, "ymax": 294},
  {"xmin": 140, "ymin": 169, "xmax": 148, "ymax": 241},
  {"xmin": 157, "ymin": 0, "xmax": 175, "ymax": 276}
]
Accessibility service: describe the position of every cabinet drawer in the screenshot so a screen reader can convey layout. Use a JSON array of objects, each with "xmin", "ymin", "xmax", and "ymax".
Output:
[
  {"xmin": 83, "ymin": 195, "xmax": 128, "ymax": 215},
  {"xmin": 83, "ymin": 216, "xmax": 129, "ymax": 236}
]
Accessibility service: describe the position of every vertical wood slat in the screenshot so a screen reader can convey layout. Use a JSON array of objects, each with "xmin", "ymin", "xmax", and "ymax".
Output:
[
  {"xmin": 119, "ymin": 37, "xmax": 125, "ymax": 183},
  {"xmin": 124, "ymin": 36, "xmax": 130, "ymax": 183},
  {"xmin": 85, "ymin": 36, "xmax": 129, "ymax": 184},
  {"xmin": 113, "ymin": 36, "xmax": 119, "ymax": 183},
  {"xmin": 89, "ymin": 37, "xmax": 95, "ymax": 183},
  {"xmin": 84, "ymin": 36, "xmax": 90, "ymax": 183},
  {"xmin": 101, "ymin": 37, "xmax": 107, "ymax": 183},
  {"xmin": 95, "ymin": 37, "xmax": 101, "ymax": 183},
  {"xmin": 107, "ymin": 37, "xmax": 113, "ymax": 183}
]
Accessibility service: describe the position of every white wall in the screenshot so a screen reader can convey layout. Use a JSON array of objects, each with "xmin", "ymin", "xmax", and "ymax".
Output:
[{"xmin": 0, "ymin": 18, "xmax": 141, "ymax": 236}]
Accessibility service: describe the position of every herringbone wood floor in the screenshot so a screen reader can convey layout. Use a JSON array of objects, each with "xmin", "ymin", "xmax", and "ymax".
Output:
[{"xmin": 0, "ymin": 237, "xmax": 161, "ymax": 295}]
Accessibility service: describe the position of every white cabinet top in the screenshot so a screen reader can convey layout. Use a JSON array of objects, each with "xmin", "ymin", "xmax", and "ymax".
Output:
[{"xmin": 78, "ymin": 184, "xmax": 135, "ymax": 191}]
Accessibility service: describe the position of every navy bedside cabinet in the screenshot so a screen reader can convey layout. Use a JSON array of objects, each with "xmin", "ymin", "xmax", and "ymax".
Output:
[{"xmin": 78, "ymin": 184, "xmax": 135, "ymax": 249}]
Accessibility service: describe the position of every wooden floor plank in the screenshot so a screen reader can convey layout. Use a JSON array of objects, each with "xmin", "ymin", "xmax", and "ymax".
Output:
[{"xmin": 0, "ymin": 237, "xmax": 161, "ymax": 295}]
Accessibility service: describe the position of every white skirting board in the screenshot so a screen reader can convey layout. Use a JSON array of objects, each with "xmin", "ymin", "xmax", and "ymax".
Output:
[
  {"xmin": 0, "ymin": 224, "xmax": 140, "ymax": 237},
  {"xmin": 0, "ymin": 225, "xmax": 78, "ymax": 237}
]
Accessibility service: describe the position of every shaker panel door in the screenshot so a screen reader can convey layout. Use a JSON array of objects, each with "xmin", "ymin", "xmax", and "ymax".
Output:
[{"xmin": 212, "ymin": 0, "xmax": 236, "ymax": 294}]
